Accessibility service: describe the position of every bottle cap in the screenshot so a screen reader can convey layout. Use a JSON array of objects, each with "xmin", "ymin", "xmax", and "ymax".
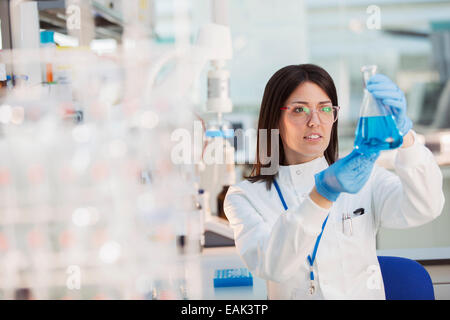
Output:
[{"xmin": 40, "ymin": 31, "xmax": 55, "ymax": 44}]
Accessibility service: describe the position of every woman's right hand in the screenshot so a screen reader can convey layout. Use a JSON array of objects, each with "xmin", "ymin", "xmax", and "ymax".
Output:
[{"xmin": 314, "ymin": 149, "xmax": 380, "ymax": 202}]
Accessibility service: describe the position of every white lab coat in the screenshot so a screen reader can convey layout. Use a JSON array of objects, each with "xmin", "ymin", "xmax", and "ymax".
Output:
[{"xmin": 224, "ymin": 130, "xmax": 445, "ymax": 299}]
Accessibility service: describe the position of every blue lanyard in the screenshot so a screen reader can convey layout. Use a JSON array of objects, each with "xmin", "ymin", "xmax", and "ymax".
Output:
[
  {"xmin": 273, "ymin": 178, "xmax": 328, "ymax": 291},
  {"xmin": 273, "ymin": 177, "xmax": 288, "ymax": 211}
]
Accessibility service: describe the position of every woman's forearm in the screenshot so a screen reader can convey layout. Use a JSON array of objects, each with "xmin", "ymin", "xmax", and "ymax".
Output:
[
  {"xmin": 401, "ymin": 130, "xmax": 414, "ymax": 148},
  {"xmin": 309, "ymin": 186, "xmax": 333, "ymax": 209}
]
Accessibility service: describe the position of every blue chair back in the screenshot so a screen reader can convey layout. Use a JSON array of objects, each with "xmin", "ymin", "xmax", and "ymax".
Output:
[{"xmin": 377, "ymin": 256, "xmax": 435, "ymax": 300}]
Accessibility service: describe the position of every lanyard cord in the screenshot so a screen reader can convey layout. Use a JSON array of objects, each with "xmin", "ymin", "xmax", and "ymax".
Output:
[
  {"xmin": 307, "ymin": 216, "xmax": 329, "ymax": 281},
  {"xmin": 273, "ymin": 177, "xmax": 288, "ymax": 211},
  {"xmin": 273, "ymin": 178, "xmax": 328, "ymax": 292}
]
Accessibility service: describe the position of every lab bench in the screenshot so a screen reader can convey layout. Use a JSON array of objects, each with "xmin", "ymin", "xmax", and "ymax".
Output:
[{"xmin": 200, "ymin": 247, "xmax": 267, "ymax": 300}]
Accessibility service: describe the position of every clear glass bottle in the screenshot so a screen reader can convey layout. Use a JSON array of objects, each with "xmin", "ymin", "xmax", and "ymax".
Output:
[
  {"xmin": 201, "ymin": 115, "xmax": 235, "ymax": 216},
  {"xmin": 354, "ymin": 65, "xmax": 403, "ymax": 153}
]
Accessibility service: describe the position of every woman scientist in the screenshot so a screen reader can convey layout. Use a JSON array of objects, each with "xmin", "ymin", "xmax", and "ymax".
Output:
[{"xmin": 223, "ymin": 64, "xmax": 445, "ymax": 299}]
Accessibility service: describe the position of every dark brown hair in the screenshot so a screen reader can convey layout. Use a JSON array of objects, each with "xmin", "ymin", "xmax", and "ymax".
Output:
[{"xmin": 247, "ymin": 64, "xmax": 339, "ymax": 190}]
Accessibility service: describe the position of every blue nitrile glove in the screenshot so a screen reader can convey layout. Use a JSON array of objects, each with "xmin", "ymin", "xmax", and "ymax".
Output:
[
  {"xmin": 314, "ymin": 149, "xmax": 380, "ymax": 202},
  {"xmin": 366, "ymin": 74, "xmax": 413, "ymax": 136}
]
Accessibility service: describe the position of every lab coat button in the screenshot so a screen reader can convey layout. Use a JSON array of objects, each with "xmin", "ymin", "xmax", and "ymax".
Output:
[{"xmin": 296, "ymin": 169, "xmax": 302, "ymax": 175}]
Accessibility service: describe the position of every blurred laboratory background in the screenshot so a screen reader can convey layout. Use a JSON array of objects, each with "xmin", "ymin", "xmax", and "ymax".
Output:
[{"xmin": 1, "ymin": 0, "xmax": 450, "ymax": 300}]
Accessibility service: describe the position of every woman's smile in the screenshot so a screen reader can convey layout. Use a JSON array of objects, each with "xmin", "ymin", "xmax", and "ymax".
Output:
[{"xmin": 304, "ymin": 133, "xmax": 323, "ymax": 142}]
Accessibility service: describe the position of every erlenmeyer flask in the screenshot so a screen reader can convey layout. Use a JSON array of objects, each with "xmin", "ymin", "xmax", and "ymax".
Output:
[{"xmin": 354, "ymin": 65, "xmax": 403, "ymax": 154}]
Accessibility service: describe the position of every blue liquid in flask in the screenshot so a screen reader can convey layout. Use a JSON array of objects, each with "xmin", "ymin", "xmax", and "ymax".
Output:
[{"xmin": 354, "ymin": 116, "xmax": 403, "ymax": 154}]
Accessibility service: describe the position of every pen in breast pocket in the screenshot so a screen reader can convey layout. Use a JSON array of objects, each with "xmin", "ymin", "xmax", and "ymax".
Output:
[{"xmin": 342, "ymin": 213, "xmax": 352, "ymax": 236}]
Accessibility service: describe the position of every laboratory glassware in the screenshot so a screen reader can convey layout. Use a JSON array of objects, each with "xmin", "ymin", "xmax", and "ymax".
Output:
[{"xmin": 354, "ymin": 65, "xmax": 403, "ymax": 153}]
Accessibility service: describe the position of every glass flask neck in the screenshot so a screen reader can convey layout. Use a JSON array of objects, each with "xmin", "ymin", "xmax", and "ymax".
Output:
[{"xmin": 361, "ymin": 65, "xmax": 377, "ymax": 88}]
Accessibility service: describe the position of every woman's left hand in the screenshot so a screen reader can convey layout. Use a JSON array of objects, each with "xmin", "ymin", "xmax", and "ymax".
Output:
[{"xmin": 366, "ymin": 74, "xmax": 413, "ymax": 136}]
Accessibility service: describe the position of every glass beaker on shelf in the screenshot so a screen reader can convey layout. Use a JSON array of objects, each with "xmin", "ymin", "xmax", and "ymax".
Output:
[{"xmin": 354, "ymin": 65, "xmax": 403, "ymax": 154}]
